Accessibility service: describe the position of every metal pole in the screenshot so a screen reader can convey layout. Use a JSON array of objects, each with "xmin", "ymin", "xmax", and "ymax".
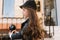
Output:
[
  {"xmin": 53, "ymin": 26, "xmax": 54, "ymax": 36},
  {"xmin": 49, "ymin": 11, "xmax": 51, "ymax": 38}
]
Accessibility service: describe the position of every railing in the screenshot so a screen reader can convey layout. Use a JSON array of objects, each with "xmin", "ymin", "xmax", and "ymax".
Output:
[{"xmin": 0, "ymin": 17, "xmax": 23, "ymax": 33}]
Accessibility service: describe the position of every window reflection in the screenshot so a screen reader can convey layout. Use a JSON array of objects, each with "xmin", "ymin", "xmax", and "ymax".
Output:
[
  {"xmin": 3, "ymin": 0, "xmax": 15, "ymax": 17},
  {"xmin": 44, "ymin": 0, "xmax": 58, "ymax": 26}
]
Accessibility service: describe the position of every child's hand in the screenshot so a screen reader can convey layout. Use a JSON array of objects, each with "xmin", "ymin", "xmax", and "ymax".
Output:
[{"xmin": 12, "ymin": 30, "xmax": 17, "ymax": 34}]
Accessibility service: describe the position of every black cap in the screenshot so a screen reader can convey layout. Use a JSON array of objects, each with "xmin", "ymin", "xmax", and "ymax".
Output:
[{"xmin": 20, "ymin": 1, "xmax": 37, "ymax": 10}]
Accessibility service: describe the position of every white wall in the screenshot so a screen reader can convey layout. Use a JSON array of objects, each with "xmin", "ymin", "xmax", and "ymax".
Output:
[
  {"xmin": 14, "ymin": 0, "xmax": 28, "ymax": 18},
  {"xmin": 0, "ymin": 0, "xmax": 2, "ymax": 17},
  {"xmin": 15, "ymin": 0, "xmax": 23, "ymax": 18}
]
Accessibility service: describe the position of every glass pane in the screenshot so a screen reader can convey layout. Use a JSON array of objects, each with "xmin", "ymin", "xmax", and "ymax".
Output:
[
  {"xmin": 44, "ymin": 0, "xmax": 58, "ymax": 26},
  {"xmin": 3, "ymin": 0, "xmax": 15, "ymax": 17}
]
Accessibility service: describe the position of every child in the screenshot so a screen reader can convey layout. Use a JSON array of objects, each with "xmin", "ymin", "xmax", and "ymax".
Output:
[{"xmin": 9, "ymin": 24, "xmax": 18, "ymax": 38}]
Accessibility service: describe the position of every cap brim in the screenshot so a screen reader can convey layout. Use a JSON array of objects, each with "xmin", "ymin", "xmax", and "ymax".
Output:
[
  {"xmin": 19, "ymin": 4, "xmax": 26, "ymax": 9},
  {"xmin": 19, "ymin": 5, "xmax": 23, "ymax": 9}
]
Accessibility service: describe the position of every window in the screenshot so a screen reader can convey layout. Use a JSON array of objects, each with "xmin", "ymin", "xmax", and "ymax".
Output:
[
  {"xmin": 44, "ymin": 0, "xmax": 58, "ymax": 26},
  {"xmin": 3, "ymin": 0, "xmax": 15, "ymax": 17}
]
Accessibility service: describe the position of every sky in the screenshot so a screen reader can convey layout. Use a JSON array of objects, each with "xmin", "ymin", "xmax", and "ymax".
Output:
[{"xmin": 3, "ymin": 0, "xmax": 15, "ymax": 17}]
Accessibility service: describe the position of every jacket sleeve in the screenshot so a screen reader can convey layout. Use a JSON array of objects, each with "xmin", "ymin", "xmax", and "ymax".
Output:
[{"xmin": 11, "ymin": 19, "xmax": 29, "ymax": 39}]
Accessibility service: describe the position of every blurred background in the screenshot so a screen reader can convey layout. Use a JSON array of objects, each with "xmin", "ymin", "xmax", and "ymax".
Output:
[{"xmin": 0, "ymin": 0, "xmax": 60, "ymax": 40}]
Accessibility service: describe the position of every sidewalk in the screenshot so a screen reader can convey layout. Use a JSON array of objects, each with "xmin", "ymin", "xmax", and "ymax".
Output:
[{"xmin": 44, "ymin": 26, "xmax": 60, "ymax": 40}]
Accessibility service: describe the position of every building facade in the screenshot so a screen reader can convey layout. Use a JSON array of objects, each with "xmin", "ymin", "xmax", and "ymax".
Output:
[{"xmin": 0, "ymin": 0, "xmax": 60, "ymax": 26}]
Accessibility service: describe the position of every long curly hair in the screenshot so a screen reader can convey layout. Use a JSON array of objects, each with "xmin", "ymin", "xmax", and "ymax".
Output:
[{"xmin": 23, "ymin": 7, "xmax": 44, "ymax": 40}]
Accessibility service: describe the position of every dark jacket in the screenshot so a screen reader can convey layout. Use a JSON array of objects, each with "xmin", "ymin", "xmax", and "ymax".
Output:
[
  {"xmin": 11, "ymin": 19, "xmax": 32, "ymax": 40},
  {"xmin": 11, "ymin": 18, "xmax": 41, "ymax": 40}
]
